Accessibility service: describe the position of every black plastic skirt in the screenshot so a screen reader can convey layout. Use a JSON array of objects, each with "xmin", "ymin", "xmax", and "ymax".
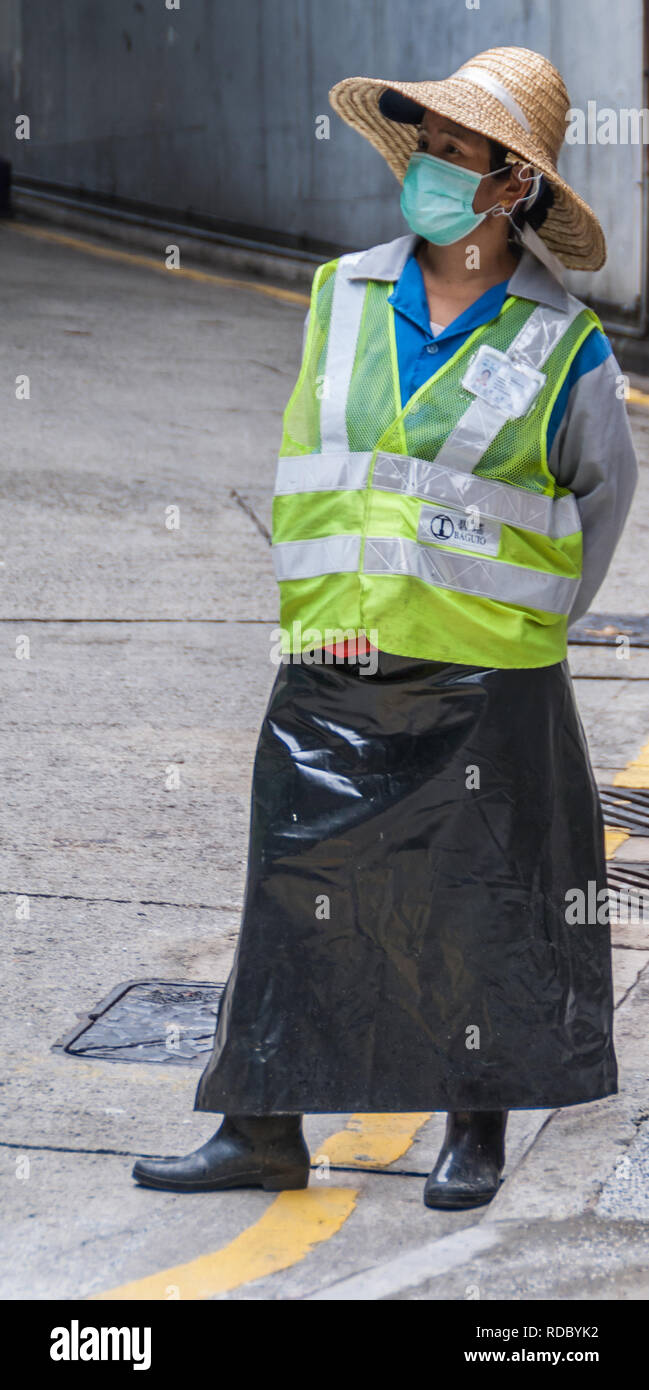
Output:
[{"xmin": 194, "ymin": 651, "xmax": 617, "ymax": 1114}]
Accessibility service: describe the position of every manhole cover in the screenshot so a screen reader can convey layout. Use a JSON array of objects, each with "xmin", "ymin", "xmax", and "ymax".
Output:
[
  {"xmin": 569, "ymin": 613, "xmax": 649, "ymax": 646},
  {"xmin": 52, "ymin": 979, "xmax": 225, "ymax": 1066},
  {"xmin": 599, "ymin": 787, "xmax": 649, "ymax": 835}
]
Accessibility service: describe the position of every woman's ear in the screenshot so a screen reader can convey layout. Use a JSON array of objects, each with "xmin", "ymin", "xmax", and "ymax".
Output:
[{"xmin": 500, "ymin": 162, "xmax": 535, "ymax": 213}]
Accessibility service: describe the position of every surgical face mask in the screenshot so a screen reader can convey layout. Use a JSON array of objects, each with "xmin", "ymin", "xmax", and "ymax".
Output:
[{"xmin": 400, "ymin": 150, "xmax": 535, "ymax": 246}]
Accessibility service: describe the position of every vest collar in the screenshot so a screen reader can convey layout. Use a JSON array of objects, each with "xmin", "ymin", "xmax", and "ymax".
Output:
[{"xmin": 346, "ymin": 232, "xmax": 571, "ymax": 315}]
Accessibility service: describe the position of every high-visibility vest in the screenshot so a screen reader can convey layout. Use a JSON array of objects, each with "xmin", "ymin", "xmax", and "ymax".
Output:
[{"xmin": 272, "ymin": 243, "xmax": 602, "ymax": 668}]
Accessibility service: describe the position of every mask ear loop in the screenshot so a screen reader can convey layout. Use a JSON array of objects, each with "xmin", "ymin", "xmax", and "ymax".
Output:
[{"xmin": 483, "ymin": 161, "xmax": 543, "ymax": 219}]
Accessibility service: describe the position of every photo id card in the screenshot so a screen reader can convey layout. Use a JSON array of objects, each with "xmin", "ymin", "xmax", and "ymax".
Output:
[{"xmin": 461, "ymin": 344, "xmax": 546, "ymax": 417}]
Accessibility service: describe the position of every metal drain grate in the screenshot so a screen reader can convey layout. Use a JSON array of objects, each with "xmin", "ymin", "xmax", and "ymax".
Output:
[
  {"xmin": 52, "ymin": 979, "xmax": 225, "ymax": 1066},
  {"xmin": 606, "ymin": 863, "xmax": 649, "ymax": 923},
  {"xmin": 607, "ymin": 863, "xmax": 649, "ymax": 892},
  {"xmin": 599, "ymin": 787, "xmax": 649, "ymax": 835},
  {"xmin": 569, "ymin": 613, "xmax": 649, "ymax": 646}
]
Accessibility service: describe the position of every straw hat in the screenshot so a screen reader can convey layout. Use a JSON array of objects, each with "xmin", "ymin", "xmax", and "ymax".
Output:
[{"xmin": 328, "ymin": 46, "xmax": 606, "ymax": 271}]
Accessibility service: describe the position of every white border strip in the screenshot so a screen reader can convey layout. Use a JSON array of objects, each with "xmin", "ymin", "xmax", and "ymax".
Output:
[
  {"xmin": 319, "ymin": 251, "xmax": 367, "ymax": 452},
  {"xmin": 453, "ymin": 66, "xmax": 531, "ymax": 132}
]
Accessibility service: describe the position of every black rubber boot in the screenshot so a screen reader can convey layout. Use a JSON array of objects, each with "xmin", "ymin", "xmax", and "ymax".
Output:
[
  {"xmin": 131, "ymin": 1114, "xmax": 310, "ymax": 1193},
  {"xmin": 423, "ymin": 1110, "xmax": 508, "ymax": 1210}
]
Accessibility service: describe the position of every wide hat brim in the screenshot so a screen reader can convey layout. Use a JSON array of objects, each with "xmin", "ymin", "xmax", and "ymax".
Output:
[{"xmin": 328, "ymin": 74, "xmax": 606, "ymax": 272}]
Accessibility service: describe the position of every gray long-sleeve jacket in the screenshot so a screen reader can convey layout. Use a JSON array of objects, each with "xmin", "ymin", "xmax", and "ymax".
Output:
[
  {"xmin": 298, "ymin": 235, "xmax": 639, "ymax": 625},
  {"xmin": 546, "ymin": 351, "xmax": 638, "ymax": 621}
]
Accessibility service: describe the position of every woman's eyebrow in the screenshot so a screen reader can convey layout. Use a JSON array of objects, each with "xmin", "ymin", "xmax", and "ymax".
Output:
[{"xmin": 416, "ymin": 122, "xmax": 471, "ymax": 142}]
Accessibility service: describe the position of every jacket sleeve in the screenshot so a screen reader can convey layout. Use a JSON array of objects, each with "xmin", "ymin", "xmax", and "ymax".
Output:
[{"xmin": 547, "ymin": 348, "xmax": 639, "ymax": 624}]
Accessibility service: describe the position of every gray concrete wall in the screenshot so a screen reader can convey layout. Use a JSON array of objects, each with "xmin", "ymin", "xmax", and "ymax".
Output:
[{"xmin": 0, "ymin": 0, "xmax": 644, "ymax": 307}]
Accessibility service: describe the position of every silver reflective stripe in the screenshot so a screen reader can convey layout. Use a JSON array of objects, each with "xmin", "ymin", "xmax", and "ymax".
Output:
[
  {"xmin": 275, "ymin": 452, "xmax": 372, "ymax": 495},
  {"xmin": 275, "ymin": 448, "xmax": 580, "ymax": 537},
  {"xmin": 363, "ymin": 537, "xmax": 578, "ymax": 615},
  {"xmin": 272, "ymin": 534, "xmax": 361, "ymax": 581},
  {"xmin": 371, "ymin": 451, "xmax": 580, "ymax": 538},
  {"xmin": 319, "ymin": 251, "xmax": 367, "ymax": 452},
  {"xmin": 510, "ymin": 300, "xmax": 584, "ymax": 371},
  {"xmin": 434, "ymin": 301, "xmax": 584, "ymax": 473}
]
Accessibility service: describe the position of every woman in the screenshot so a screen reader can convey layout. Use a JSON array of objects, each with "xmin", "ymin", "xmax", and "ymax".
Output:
[{"xmin": 133, "ymin": 47, "xmax": 638, "ymax": 1209}]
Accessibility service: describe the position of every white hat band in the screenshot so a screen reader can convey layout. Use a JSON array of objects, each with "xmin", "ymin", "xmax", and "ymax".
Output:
[{"xmin": 453, "ymin": 65, "xmax": 532, "ymax": 132}]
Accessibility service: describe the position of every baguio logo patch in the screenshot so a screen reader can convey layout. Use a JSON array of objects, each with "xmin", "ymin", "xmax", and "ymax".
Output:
[
  {"xmin": 419, "ymin": 503, "xmax": 501, "ymax": 557},
  {"xmin": 430, "ymin": 514, "xmax": 455, "ymax": 540}
]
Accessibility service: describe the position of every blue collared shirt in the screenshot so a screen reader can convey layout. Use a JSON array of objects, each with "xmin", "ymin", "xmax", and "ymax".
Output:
[{"xmin": 388, "ymin": 248, "xmax": 611, "ymax": 456}]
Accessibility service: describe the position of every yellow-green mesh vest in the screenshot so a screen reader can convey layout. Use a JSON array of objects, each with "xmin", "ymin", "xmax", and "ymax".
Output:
[{"xmin": 272, "ymin": 249, "xmax": 602, "ymax": 668}]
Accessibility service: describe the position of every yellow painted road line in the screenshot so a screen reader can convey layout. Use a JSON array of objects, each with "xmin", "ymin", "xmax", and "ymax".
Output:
[
  {"xmin": 605, "ymin": 735, "xmax": 649, "ymax": 858},
  {"xmin": 614, "ymin": 735, "xmax": 649, "ymax": 789},
  {"xmin": 321, "ymin": 1112, "xmax": 431, "ymax": 1168},
  {"xmin": 91, "ymin": 1111, "xmax": 431, "ymax": 1301},
  {"xmin": 8, "ymin": 221, "xmax": 311, "ymax": 306},
  {"xmin": 605, "ymin": 827, "xmax": 628, "ymax": 856},
  {"xmin": 626, "ymin": 387, "xmax": 649, "ymax": 409},
  {"xmin": 92, "ymin": 1187, "xmax": 357, "ymax": 1301}
]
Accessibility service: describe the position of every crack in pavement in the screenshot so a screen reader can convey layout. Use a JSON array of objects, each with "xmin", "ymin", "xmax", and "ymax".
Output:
[
  {"xmin": 0, "ymin": 888, "xmax": 240, "ymax": 910},
  {"xmin": 229, "ymin": 488, "xmax": 272, "ymax": 544},
  {"xmin": 611, "ymin": 955, "xmax": 649, "ymax": 1009},
  {"xmin": 0, "ymin": 1140, "xmax": 428, "ymax": 1175}
]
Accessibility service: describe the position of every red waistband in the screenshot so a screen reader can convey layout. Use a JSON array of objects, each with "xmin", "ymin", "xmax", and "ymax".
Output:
[{"xmin": 321, "ymin": 637, "xmax": 377, "ymax": 656}]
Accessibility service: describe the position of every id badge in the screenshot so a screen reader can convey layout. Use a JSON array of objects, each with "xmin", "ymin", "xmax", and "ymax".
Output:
[{"xmin": 462, "ymin": 344, "xmax": 546, "ymax": 417}]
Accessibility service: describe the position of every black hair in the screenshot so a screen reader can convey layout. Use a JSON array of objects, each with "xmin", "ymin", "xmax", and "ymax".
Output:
[{"xmin": 488, "ymin": 138, "xmax": 554, "ymax": 231}]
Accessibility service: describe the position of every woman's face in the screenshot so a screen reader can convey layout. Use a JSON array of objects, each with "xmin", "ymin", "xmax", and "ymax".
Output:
[{"xmin": 416, "ymin": 110, "xmax": 511, "ymax": 214}]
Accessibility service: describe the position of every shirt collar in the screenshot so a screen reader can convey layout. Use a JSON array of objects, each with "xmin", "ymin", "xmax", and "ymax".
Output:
[
  {"xmin": 346, "ymin": 232, "xmax": 571, "ymax": 314},
  {"xmin": 388, "ymin": 252, "xmax": 509, "ymax": 340}
]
